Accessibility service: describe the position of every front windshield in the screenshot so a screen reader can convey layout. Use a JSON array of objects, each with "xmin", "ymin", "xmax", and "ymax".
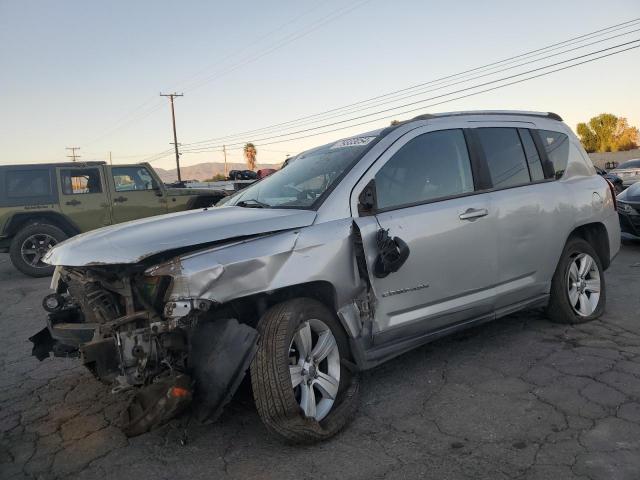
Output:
[{"xmin": 227, "ymin": 134, "xmax": 380, "ymax": 209}]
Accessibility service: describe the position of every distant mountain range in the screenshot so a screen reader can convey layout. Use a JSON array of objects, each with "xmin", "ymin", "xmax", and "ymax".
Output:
[{"xmin": 154, "ymin": 161, "xmax": 282, "ymax": 182}]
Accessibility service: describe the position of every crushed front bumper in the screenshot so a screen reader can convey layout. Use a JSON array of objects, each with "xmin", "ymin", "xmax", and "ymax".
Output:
[
  {"xmin": 29, "ymin": 309, "xmax": 97, "ymax": 360},
  {"xmin": 30, "ymin": 306, "xmax": 259, "ymax": 437}
]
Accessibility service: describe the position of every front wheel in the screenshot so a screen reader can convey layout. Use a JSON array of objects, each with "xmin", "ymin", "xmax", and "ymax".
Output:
[
  {"xmin": 547, "ymin": 237, "xmax": 606, "ymax": 324},
  {"xmin": 250, "ymin": 298, "xmax": 360, "ymax": 443}
]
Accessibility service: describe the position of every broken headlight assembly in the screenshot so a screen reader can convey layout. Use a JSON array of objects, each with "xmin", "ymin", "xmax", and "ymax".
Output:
[{"xmin": 145, "ymin": 259, "xmax": 224, "ymax": 319}]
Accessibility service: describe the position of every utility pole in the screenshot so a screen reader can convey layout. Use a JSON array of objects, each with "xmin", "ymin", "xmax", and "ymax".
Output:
[
  {"xmin": 160, "ymin": 92, "xmax": 184, "ymax": 182},
  {"xmin": 66, "ymin": 147, "xmax": 81, "ymax": 162},
  {"xmin": 223, "ymin": 145, "xmax": 228, "ymax": 177},
  {"xmin": 108, "ymin": 151, "xmax": 112, "ymax": 165}
]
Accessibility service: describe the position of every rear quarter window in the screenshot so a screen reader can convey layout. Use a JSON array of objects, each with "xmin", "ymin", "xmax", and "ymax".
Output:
[{"xmin": 5, "ymin": 170, "xmax": 52, "ymax": 198}]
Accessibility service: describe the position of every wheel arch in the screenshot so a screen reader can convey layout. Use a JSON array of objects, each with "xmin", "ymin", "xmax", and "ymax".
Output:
[
  {"xmin": 568, "ymin": 222, "xmax": 611, "ymax": 270},
  {"xmin": 4, "ymin": 212, "xmax": 80, "ymax": 239},
  {"xmin": 215, "ymin": 280, "xmax": 338, "ymax": 326}
]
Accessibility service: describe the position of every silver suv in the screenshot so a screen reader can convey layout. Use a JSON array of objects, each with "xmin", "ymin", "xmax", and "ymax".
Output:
[{"xmin": 31, "ymin": 111, "xmax": 621, "ymax": 442}]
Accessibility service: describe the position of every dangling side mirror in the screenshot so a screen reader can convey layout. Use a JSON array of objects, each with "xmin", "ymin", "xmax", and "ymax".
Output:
[
  {"xmin": 374, "ymin": 229, "xmax": 410, "ymax": 278},
  {"xmin": 358, "ymin": 179, "xmax": 377, "ymax": 216}
]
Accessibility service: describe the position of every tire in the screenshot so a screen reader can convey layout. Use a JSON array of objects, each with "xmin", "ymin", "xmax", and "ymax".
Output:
[
  {"xmin": 547, "ymin": 237, "xmax": 606, "ymax": 324},
  {"xmin": 9, "ymin": 223, "xmax": 67, "ymax": 277},
  {"xmin": 250, "ymin": 298, "xmax": 360, "ymax": 443}
]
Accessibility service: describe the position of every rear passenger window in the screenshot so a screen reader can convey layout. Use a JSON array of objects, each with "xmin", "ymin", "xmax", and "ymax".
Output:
[
  {"xmin": 375, "ymin": 129, "xmax": 474, "ymax": 210},
  {"xmin": 476, "ymin": 128, "xmax": 530, "ymax": 188},
  {"xmin": 5, "ymin": 170, "xmax": 51, "ymax": 198},
  {"xmin": 539, "ymin": 130, "xmax": 569, "ymax": 179},
  {"xmin": 60, "ymin": 169, "xmax": 102, "ymax": 195},
  {"xmin": 518, "ymin": 129, "xmax": 545, "ymax": 181}
]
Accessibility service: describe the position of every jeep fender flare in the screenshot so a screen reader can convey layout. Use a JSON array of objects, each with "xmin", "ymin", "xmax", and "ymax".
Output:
[{"xmin": 3, "ymin": 212, "xmax": 81, "ymax": 238}]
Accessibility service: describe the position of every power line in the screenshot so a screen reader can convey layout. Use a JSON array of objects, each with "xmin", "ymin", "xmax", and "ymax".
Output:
[
  {"xmin": 180, "ymin": 0, "xmax": 374, "ymax": 94},
  {"xmin": 181, "ymin": 27, "xmax": 640, "ymax": 151},
  {"xmin": 181, "ymin": 17, "xmax": 640, "ymax": 148},
  {"xmin": 141, "ymin": 18, "xmax": 640, "ymax": 165},
  {"xmin": 141, "ymin": 17, "xmax": 640, "ymax": 163},
  {"xmin": 170, "ymin": 2, "xmax": 328, "ymax": 93},
  {"xmin": 80, "ymin": 2, "xmax": 371, "ymax": 149},
  {"xmin": 178, "ymin": 39, "xmax": 640, "ymax": 153},
  {"xmin": 177, "ymin": 42, "xmax": 640, "ymax": 157}
]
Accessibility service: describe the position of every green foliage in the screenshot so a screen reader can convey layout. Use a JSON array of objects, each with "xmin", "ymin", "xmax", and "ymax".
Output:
[
  {"xmin": 243, "ymin": 142, "xmax": 257, "ymax": 170},
  {"xmin": 577, "ymin": 113, "xmax": 639, "ymax": 153}
]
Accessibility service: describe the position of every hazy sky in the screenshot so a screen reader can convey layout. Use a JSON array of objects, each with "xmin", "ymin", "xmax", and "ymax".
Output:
[{"xmin": 1, "ymin": 0, "xmax": 639, "ymax": 170}]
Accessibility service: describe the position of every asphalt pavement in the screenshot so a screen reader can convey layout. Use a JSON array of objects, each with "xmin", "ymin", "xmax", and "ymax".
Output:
[{"xmin": 1, "ymin": 244, "xmax": 640, "ymax": 480}]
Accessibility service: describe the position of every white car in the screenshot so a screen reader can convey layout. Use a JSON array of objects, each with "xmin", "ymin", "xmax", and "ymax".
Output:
[{"xmin": 611, "ymin": 159, "xmax": 640, "ymax": 187}]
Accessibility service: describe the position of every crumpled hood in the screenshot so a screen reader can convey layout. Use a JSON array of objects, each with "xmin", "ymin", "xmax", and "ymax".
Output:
[{"xmin": 44, "ymin": 206, "xmax": 317, "ymax": 266}]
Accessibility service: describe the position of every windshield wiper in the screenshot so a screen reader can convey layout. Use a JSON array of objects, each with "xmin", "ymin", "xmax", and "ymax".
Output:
[{"xmin": 236, "ymin": 199, "xmax": 271, "ymax": 208}]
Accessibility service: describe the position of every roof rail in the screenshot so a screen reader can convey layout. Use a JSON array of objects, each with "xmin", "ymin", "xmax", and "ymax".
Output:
[
  {"xmin": 411, "ymin": 114, "xmax": 436, "ymax": 121},
  {"xmin": 410, "ymin": 110, "xmax": 563, "ymax": 122}
]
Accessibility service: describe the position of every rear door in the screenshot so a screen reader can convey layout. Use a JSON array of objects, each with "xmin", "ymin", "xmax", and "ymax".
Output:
[
  {"xmin": 57, "ymin": 166, "xmax": 112, "ymax": 232},
  {"xmin": 472, "ymin": 126, "xmax": 559, "ymax": 310},
  {"xmin": 353, "ymin": 126, "xmax": 497, "ymax": 342},
  {"xmin": 107, "ymin": 165, "xmax": 167, "ymax": 223}
]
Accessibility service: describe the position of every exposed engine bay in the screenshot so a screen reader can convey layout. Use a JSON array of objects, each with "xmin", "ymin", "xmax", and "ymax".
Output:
[{"xmin": 30, "ymin": 264, "xmax": 258, "ymax": 436}]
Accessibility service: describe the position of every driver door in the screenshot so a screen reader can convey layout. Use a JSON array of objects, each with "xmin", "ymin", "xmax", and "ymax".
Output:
[
  {"xmin": 57, "ymin": 166, "xmax": 112, "ymax": 231},
  {"xmin": 352, "ymin": 127, "xmax": 497, "ymax": 343},
  {"xmin": 107, "ymin": 165, "xmax": 167, "ymax": 224}
]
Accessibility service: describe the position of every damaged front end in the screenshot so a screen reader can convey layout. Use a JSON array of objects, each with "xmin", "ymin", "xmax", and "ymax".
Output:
[{"xmin": 30, "ymin": 264, "xmax": 258, "ymax": 436}]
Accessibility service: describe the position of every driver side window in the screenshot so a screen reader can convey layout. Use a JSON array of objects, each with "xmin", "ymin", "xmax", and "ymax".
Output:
[
  {"xmin": 375, "ymin": 129, "xmax": 474, "ymax": 210},
  {"xmin": 112, "ymin": 167, "xmax": 157, "ymax": 192}
]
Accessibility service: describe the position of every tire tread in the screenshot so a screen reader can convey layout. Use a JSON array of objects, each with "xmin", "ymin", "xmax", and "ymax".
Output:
[{"xmin": 250, "ymin": 298, "xmax": 360, "ymax": 443}]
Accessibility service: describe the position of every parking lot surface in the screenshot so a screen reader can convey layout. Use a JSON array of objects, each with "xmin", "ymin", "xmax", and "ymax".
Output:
[{"xmin": 1, "ymin": 245, "xmax": 640, "ymax": 480}]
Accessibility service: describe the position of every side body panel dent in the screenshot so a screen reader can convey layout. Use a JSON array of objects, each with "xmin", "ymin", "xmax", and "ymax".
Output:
[{"xmin": 168, "ymin": 218, "xmax": 365, "ymax": 313}]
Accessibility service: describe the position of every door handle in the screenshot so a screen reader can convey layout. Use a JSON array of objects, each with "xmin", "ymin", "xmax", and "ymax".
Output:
[
  {"xmin": 459, "ymin": 208, "xmax": 488, "ymax": 221},
  {"xmin": 114, "ymin": 196, "xmax": 128, "ymax": 203},
  {"xmin": 65, "ymin": 199, "xmax": 81, "ymax": 206}
]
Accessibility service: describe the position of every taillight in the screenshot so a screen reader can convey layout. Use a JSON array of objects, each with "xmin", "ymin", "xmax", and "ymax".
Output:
[{"xmin": 605, "ymin": 179, "xmax": 617, "ymax": 211}]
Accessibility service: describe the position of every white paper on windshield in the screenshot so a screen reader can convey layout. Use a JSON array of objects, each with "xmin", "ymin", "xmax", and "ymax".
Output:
[{"xmin": 330, "ymin": 136, "xmax": 376, "ymax": 149}]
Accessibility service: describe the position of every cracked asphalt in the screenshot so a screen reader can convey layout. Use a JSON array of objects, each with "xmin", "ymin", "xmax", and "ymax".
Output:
[{"xmin": 2, "ymin": 244, "xmax": 640, "ymax": 480}]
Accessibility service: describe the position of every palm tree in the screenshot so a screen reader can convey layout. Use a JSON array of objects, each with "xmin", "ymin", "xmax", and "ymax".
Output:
[{"xmin": 243, "ymin": 143, "xmax": 257, "ymax": 170}]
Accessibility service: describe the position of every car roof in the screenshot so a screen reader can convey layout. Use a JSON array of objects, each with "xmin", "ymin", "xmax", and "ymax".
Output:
[{"xmin": 0, "ymin": 161, "xmax": 106, "ymax": 170}]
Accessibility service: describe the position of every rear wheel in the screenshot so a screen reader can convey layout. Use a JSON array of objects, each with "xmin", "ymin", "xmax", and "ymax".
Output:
[
  {"xmin": 547, "ymin": 237, "xmax": 605, "ymax": 324},
  {"xmin": 9, "ymin": 223, "xmax": 67, "ymax": 277},
  {"xmin": 250, "ymin": 298, "xmax": 360, "ymax": 443}
]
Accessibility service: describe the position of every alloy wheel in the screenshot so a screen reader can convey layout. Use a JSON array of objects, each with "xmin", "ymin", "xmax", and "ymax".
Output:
[
  {"xmin": 21, "ymin": 234, "xmax": 57, "ymax": 268},
  {"xmin": 567, "ymin": 253, "xmax": 601, "ymax": 317},
  {"xmin": 288, "ymin": 319, "xmax": 340, "ymax": 421}
]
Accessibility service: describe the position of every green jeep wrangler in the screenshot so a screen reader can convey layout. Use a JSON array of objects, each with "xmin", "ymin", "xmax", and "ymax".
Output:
[{"xmin": 0, "ymin": 161, "xmax": 227, "ymax": 277}]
